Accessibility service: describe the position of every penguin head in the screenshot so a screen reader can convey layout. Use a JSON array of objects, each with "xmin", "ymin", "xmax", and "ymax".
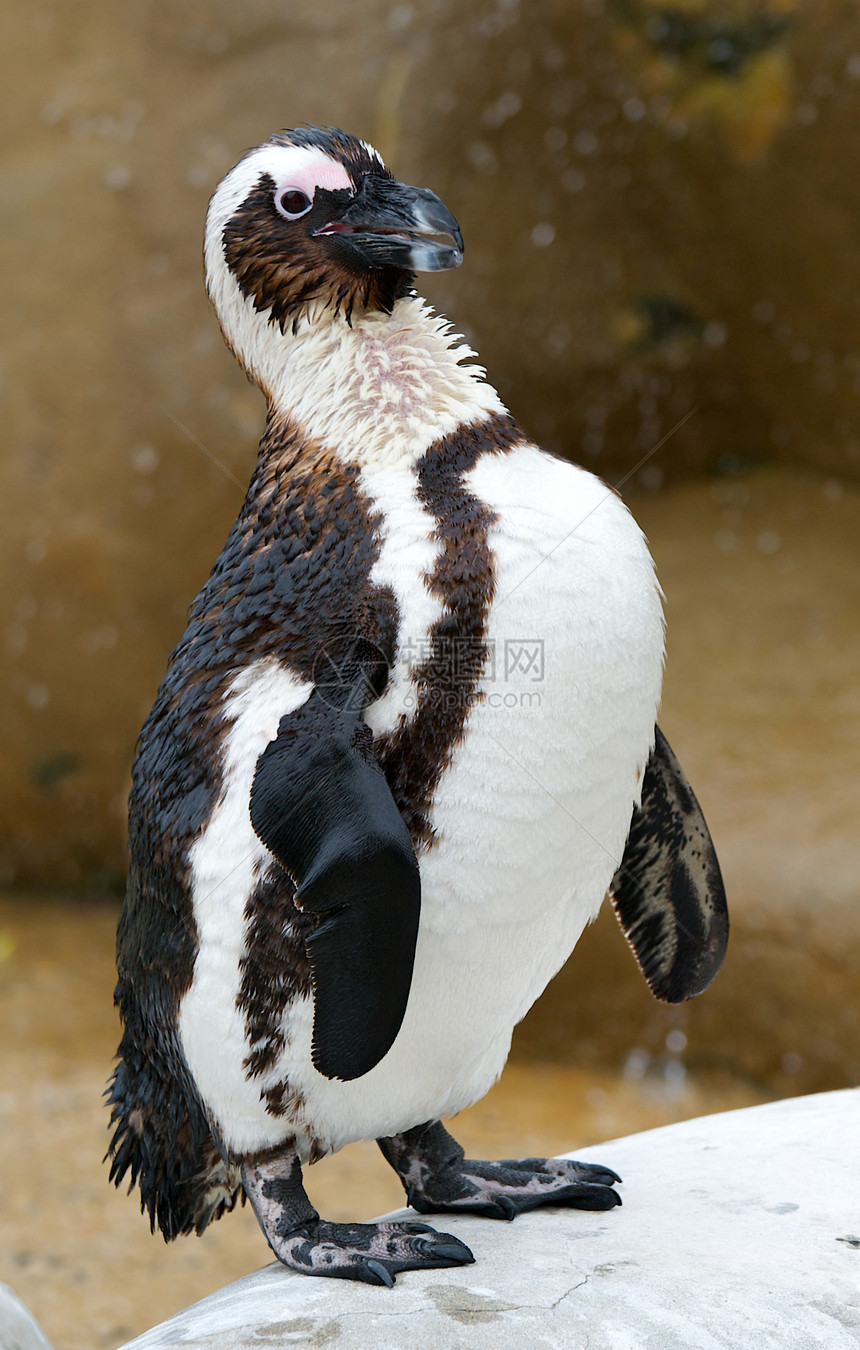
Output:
[{"xmin": 205, "ymin": 127, "xmax": 463, "ymax": 373}]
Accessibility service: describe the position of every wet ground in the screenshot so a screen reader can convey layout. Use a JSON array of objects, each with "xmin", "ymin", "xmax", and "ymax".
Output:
[{"xmin": 2, "ymin": 467, "xmax": 858, "ymax": 1349}]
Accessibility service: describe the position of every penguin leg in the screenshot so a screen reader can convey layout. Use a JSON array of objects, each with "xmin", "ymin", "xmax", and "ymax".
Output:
[
  {"xmin": 240, "ymin": 1142, "xmax": 474, "ymax": 1286},
  {"xmin": 378, "ymin": 1120, "xmax": 622, "ymax": 1220}
]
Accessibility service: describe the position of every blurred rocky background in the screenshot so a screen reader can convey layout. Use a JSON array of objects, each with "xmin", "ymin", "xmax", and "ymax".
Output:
[
  {"xmin": 5, "ymin": 0, "xmax": 860, "ymax": 886},
  {"xmin": 1, "ymin": 1, "xmax": 859, "ymax": 1344}
]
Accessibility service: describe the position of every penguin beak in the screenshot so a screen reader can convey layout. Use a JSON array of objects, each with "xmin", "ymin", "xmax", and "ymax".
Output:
[{"xmin": 314, "ymin": 176, "xmax": 464, "ymax": 272}]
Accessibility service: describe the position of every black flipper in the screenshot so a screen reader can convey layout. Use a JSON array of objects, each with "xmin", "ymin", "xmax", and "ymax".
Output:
[
  {"xmin": 609, "ymin": 725, "xmax": 728, "ymax": 1003},
  {"xmin": 249, "ymin": 671, "xmax": 420, "ymax": 1083}
]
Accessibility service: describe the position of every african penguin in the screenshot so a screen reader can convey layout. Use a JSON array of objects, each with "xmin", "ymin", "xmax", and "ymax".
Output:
[{"xmin": 108, "ymin": 125, "xmax": 728, "ymax": 1285}]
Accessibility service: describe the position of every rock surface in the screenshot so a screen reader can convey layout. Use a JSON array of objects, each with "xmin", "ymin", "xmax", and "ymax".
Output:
[
  {"xmin": 118, "ymin": 1090, "xmax": 860, "ymax": 1349},
  {"xmin": 0, "ymin": 1284, "xmax": 53, "ymax": 1350}
]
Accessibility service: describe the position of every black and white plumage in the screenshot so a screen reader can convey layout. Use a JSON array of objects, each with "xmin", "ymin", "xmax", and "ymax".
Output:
[{"xmin": 107, "ymin": 126, "xmax": 727, "ymax": 1284}]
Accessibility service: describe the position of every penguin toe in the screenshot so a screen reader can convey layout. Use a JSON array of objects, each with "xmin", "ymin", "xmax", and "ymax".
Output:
[
  {"xmin": 498, "ymin": 1156, "xmax": 623, "ymax": 1186},
  {"xmin": 555, "ymin": 1181, "xmax": 623, "ymax": 1211}
]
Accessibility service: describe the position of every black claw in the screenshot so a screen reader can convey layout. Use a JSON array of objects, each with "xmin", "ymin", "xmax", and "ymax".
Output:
[
  {"xmin": 579, "ymin": 1164, "xmax": 623, "ymax": 1186},
  {"xmin": 362, "ymin": 1258, "xmax": 395, "ymax": 1287},
  {"xmin": 432, "ymin": 1241, "xmax": 475, "ymax": 1264},
  {"xmin": 494, "ymin": 1195, "xmax": 517, "ymax": 1221},
  {"xmin": 409, "ymin": 1235, "xmax": 473, "ymax": 1264}
]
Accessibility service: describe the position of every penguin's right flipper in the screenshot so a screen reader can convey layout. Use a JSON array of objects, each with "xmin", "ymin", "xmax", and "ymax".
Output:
[
  {"xmin": 609, "ymin": 725, "xmax": 728, "ymax": 1003},
  {"xmin": 249, "ymin": 691, "xmax": 420, "ymax": 1083}
]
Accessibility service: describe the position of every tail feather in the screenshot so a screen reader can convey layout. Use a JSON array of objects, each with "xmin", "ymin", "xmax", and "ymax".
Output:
[{"xmin": 106, "ymin": 1034, "xmax": 242, "ymax": 1239}]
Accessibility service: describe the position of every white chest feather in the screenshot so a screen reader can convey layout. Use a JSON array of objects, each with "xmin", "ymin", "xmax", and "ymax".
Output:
[{"xmin": 422, "ymin": 447, "xmax": 663, "ymax": 966}]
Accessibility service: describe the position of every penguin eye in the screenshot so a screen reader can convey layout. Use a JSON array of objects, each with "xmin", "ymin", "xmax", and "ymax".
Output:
[{"xmin": 275, "ymin": 188, "xmax": 313, "ymax": 220}]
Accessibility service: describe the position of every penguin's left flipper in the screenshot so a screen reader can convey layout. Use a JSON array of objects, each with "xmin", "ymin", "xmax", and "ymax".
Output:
[
  {"xmin": 249, "ymin": 693, "xmax": 420, "ymax": 1083},
  {"xmin": 379, "ymin": 1121, "xmax": 621, "ymax": 1219},
  {"xmin": 610, "ymin": 724, "xmax": 728, "ymax": 1003}
]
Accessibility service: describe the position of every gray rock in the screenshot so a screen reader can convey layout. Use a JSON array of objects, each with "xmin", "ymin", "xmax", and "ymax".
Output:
[
  {"xmin": 0, "ymin": 1284, "xmax": 53, "ymax": 1350},
  {"xmin": 118, "ymin": 1090, "xmax": 860, "ymax": 1349}
]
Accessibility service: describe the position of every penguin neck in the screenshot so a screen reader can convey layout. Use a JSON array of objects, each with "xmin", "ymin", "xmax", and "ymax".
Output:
[{"xmin": 249, "ymin": 294, "xmax": 507, "ymax": 472}]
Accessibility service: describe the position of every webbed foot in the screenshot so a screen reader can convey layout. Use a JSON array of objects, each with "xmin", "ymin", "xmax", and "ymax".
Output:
[
  {"xmin": 273, "ymin": 1218, "xmax": 474, "ymax": 1285},
  {"xmin": 240, "ymin": 1144, "xmax": 474, "ymax": 1285},
  {"xmin": 378, "ymin": 1121, "xmax": 621, "ymax": 1220}
]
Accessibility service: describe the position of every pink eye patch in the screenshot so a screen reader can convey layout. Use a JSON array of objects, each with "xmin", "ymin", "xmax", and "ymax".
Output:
[{"xmin": 274, "ymin": 149, "xmax": 353, "ymax": 201}]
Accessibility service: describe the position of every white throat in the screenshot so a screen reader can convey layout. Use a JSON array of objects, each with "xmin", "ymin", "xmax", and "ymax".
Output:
[
  {"xmin": 277, "ymin": 298, "xmax": 506, "ymax": 466},
  {"xmin": 211, "ymin": 267, "xmax": 506, "ymax": 468}
]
